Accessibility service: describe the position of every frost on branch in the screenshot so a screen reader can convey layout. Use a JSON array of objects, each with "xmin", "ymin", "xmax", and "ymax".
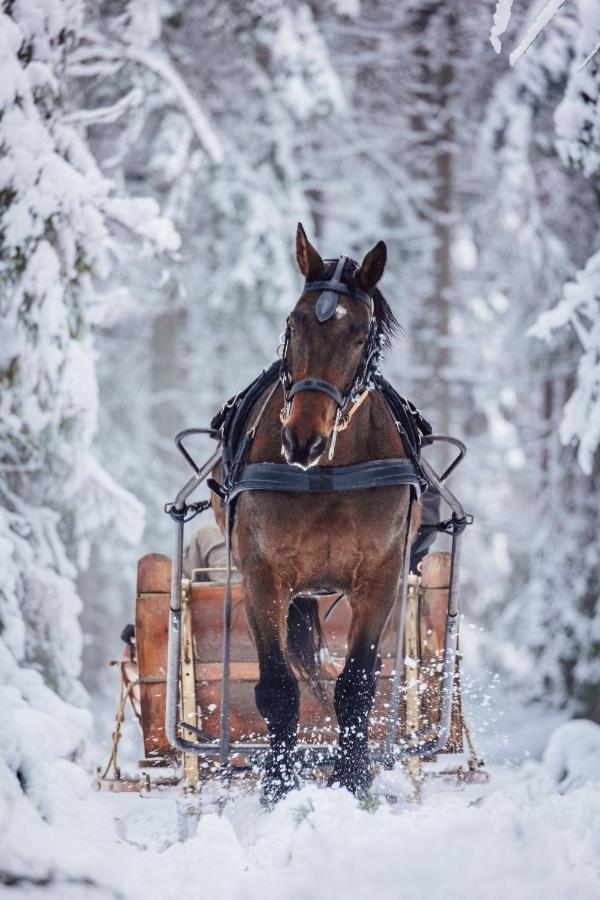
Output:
[
  {"xmin": 530, "ymin": 249, "xmax": 600, "ymax": 475},
  {"xmin": 490, "ymin": 0, "xmax": 515, "ymax": 53},
  {"xmin": 526, "ymin": 0, "xmax": 600, "ymax": 477},
  {"xmin": 271, "ymin": 4, "xmax": 346, "ymax": 120},
  {"xmin": 554, "ymin": 0, "xmax": 600, "ymax": 175},
  {"xmin": 509, "ymin": 0, "xmax": 568, "ymax": 66}
]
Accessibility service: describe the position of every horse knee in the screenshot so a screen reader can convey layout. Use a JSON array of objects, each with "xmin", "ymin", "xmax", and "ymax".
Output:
[{"xmin": 255, "ymin": 666, "xmax": 299, "ymax": 741}]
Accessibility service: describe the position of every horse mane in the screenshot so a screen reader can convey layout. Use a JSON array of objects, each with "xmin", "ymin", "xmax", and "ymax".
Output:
[{"xmin": 322, "ymin": 257, "xmax": 400, "ymax": 350}]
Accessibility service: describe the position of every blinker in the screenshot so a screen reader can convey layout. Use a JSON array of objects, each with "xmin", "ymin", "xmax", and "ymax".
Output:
[
  {"xmin": 301, "ymin": 254, "xmax": 373, "ymax": 320},
  {"xmin": 315, "ymin": 255, "xmax": 347, "ymax": 322},
  {"xmin": 315, "ymin": 290, "xmax": 339, "ymax": 322}
]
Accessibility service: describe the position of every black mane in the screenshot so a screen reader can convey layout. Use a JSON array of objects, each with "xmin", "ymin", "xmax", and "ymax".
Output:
[{"xmin": 322, "ymin": 257, "xmax": 400, "ymax": 350}]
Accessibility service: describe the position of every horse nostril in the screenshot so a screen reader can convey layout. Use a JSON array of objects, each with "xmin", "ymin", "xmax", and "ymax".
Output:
[
  {"xmin": 307, "ymin": 434, "xmax": 327, "ymax": 463},
  {"xmin": 282, "ymin": 426, "xmax": 297, "ymax": 458}
]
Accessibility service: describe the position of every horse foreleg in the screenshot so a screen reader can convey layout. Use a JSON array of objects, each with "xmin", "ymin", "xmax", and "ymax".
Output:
[
  {"xmin": 244, "ymin": 569, "xmax": 299, "ymax": 803},
  {"xmin": 330, "ymin": 575, "xmax": 398, "ymax": 796}
]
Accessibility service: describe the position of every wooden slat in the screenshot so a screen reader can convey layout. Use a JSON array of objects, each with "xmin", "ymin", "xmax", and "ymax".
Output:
[
  {"xmin": 137, "ymin": 658, "xmax": 398, "ymax": 684},
  {"xmin": 419, "ymin": 551, "xmax": 463, "ymax": 753},
  {"xmin": 136, "ymin": 555, "xmax": 171, "ymax": 757},
  {"xmin": 137, "ymin": 554, "xmax": 172, "ymax": 594},
  {"xmin": 180, "ymin": 584, "xmax": 200, "ymax": 788}
]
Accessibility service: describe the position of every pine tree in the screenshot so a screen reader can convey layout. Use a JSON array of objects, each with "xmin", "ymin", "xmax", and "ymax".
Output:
[{"xmin": 0, "ymin": 0, "xmax": 177, "ymax": 872}]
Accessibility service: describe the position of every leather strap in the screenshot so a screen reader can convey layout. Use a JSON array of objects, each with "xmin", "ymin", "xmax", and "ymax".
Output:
[
  {"xmin": 302, "ymin": 280, "xmax": 372, "ymax": 308},
  {"xmin": 289, "ymin": 378, "xmax": 343, "ymax": 407},
  {"xmin": 333, "ymin": 389, "xmax": 369, "ymax": 431},
  {"xmin": 302, "ymin": 254, "xmax": 372, "ymax": 312},
  {"xmin": 227, "ymin": 458, "xmax": 421, "ymax": 502}
]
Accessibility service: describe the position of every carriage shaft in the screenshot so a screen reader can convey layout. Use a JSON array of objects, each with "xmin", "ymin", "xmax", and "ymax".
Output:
[
  {"xmin": 165, "ymin": 450, "xmax": 220, "ymax": 757},
  {"xmin": 384, "ymin": 456, "xmax": 464, "ymax": 759},
  {"xmin": 165, "ymin": 445, "xmax": 468, "ymax": 766}
]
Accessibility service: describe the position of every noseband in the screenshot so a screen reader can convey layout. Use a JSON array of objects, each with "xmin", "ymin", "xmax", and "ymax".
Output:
[{"xmin": 280, "ymin": 255, "xmax": 385, "ymax": 455}]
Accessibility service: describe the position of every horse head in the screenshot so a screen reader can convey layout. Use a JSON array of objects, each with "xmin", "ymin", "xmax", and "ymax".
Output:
[{"xmin": 281, "ymin": 222, "xmax": 390, "ymax": 468}]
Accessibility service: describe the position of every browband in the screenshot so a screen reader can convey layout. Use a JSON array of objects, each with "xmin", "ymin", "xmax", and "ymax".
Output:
[
  {"xmin": 302, "ymin": 255, "xmax": 372, "ymax": 322},
  {"xmin": 304, "ymin": 280, "xmax": 372, "ymax": 307}
]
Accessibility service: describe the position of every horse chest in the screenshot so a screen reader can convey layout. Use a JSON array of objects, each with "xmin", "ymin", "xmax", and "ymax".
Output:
[{"xmin": 235, "ymin": 487, "xmax": 409, "ymax": 577}]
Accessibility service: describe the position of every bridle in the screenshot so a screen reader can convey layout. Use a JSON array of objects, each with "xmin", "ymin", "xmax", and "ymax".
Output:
[{"xmin": 279, "ymin": 255, "xmax": 385, "ymax": 459}]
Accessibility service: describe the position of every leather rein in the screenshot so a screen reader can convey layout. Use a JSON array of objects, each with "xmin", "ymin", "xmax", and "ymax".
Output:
[{"xmin": 279, "ymin": 255, "xmax": 386, "ymax": 460}]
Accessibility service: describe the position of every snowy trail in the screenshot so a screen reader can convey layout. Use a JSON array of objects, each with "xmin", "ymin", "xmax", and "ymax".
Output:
[
  {"xmin": 5, "ymin": 679, "xmax": 600, "ymax": 899},
  {"xmin": 4, "ymin": 755, "xmax": 600, "ymax": 900}
]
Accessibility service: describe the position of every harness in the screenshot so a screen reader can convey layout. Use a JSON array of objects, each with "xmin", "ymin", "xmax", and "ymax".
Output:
[
  {"xmin": 209, "ymin": 255, "xmax": 432, "ymax": 508},
  {"xmin": 162, "ymin": 254, "xmax": 474, "ymax": 770},
  {"xmin": 279, "ymin": 256, "xmax": 385, "ymax": 454},
  {"xmin": 228, "ymin": 457, "xmax": 422, "ymax": 501}
]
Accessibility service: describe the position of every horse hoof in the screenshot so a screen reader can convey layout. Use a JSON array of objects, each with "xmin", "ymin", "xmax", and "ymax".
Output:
[
  {"xmin": 260, "ymin": 772, "xmax": 299, "ymax": 807},
  {"xmin": 328, "ymin": 756, "xmax": 373, "ymax": 798},
  {"xmin": 260, "ymin": 747, "xmax": 300, "ymax": 806}
]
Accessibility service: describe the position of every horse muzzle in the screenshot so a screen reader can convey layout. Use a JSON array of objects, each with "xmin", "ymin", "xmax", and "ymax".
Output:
[{"xmin": 282, "ymin": 426, "xmax": 327, "ymax": 469}]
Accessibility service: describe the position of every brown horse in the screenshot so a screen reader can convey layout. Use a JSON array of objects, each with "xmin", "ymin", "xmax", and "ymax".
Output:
[{"xmin": 213, "ymin": 224, "xmax": 421, "ymax": 801}]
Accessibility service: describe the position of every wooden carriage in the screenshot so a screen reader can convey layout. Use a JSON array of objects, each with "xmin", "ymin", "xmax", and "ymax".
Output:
[{"xmin": 99, "ymin": 547, "xmax": 471, "ymax": 793}]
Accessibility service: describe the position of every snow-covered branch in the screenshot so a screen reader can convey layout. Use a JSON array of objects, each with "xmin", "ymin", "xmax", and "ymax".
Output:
[
  {"xmin": 530, "ymin": 248, "xmax": 600, "ymax": 474},
  {"xmin": 490, "ymin": 0, "xmax": 515, "ymax": 53},
  {"xmin": 62, "ymin": 88, "xmax": 143, "ymax": 126},
  {"xmin": 70, "ymin": 33, "xmax": 224, "ymax": 163},
  {"xmin": 509, "ymin": 0, "xmax": 568, "ymax": 65}
]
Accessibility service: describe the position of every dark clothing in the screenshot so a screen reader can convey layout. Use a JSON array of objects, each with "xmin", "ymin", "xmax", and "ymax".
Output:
[{"xmin": 410, "ymin": 485, "xmax": 441, "ymax": 572}]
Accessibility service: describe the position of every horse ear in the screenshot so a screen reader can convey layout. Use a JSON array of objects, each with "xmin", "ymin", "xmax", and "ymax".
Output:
[
  {"xmin": 357, "ymin": 241, "xmax": 387, "ymax": 293},
  {"xmin": 296, "ymin": 222, "xmax": 324, "ymax": 280}
]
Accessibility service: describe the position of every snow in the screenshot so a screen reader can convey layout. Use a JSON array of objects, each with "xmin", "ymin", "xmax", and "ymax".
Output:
[
  {"xmin": 543, "ymin": 720, "xmax": 600, "ymax": 793},
  {"xmin": 2, "ymin": 0, "xmax": 600, "ymax": 895},
  {"xmin": 0, "ymin": 2, "xmax": 181, "ymax": 881},
  {"xmin": 530, "ymin": 248, "xmax": 600, "ymax": 475},
  {"xmin": 490, "ymin": 0, "xmax": 515, "ymax": 53},
  {"xmin": 330, "ymin": 0, "xmax": 361, "ymax": 18},
  {"xmin": 3, "ymin": 718, "xmax": 600, "ymax": 899}
]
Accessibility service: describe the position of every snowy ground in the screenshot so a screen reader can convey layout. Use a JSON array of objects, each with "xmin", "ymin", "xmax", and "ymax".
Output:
[{"xmin": 3, "ymin": 692, "xmax": 600, "ymax": 900}]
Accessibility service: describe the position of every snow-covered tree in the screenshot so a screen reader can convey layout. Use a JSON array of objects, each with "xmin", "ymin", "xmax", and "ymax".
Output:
[
  {"xmin": 73, "ymin": 1, "xmax": 351, "ymax": 697},
  {"xmin": 531, "ymin": 0, "xmax": 600, "ymax": 477},
  {"xmin": 0, "ymin": 0, "xmax": 178, "ymax": 877},
  {"xmin": 462, "ymin": 0, "xmax": 600, "ymax": 713}
]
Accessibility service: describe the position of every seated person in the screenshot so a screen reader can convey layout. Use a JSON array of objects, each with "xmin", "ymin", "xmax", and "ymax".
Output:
[
  {"xmin": 410, "ymin": 487, "xmax": 441, "ymax": 572},
  {"xmin": 182, "ymin": 520, "xmax": 242, "ymax": 582}
]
